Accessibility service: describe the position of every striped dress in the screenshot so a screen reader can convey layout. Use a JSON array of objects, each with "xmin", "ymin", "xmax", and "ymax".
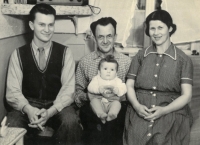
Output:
[{"xmin": 123, "ymin": 44, "xmax": 193, "ymax": 145}]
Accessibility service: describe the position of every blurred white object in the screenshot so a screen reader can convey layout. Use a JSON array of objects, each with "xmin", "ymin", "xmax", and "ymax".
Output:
[{"xmin": 0, "ymin": 116, "xmax": 8, "ymax": 137}]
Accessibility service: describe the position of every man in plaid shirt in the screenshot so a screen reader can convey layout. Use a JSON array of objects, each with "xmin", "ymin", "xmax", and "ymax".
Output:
[{"xmin": 75, "ymin": 17, "xmax": 131, "ymax": 145}]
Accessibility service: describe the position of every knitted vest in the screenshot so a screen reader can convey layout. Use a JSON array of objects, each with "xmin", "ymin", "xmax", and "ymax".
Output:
[{"xmin": 17, "ymin": 41, "xmax": 67, "ymax": 102}]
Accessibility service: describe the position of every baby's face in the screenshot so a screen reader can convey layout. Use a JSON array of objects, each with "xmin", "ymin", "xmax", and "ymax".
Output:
[{"xmin": 99, "ymin": 62, "xmax": 117, "ymax": 80}]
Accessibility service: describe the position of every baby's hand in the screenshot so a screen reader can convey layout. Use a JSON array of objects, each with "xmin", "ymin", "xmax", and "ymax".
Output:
[
  {"xmin": 104, "ymin": 90, "xmax": 112, "ymax": 94},
  {"xmin": 99, "ymin": 86, "xmax": 105, "ymax": 94},
  {"xmin": 113, "ymin": 87, "xmax": 119, "ymax": 95}
]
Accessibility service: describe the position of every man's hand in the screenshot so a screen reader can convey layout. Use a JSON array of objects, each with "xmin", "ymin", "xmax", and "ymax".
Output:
[
  {"xmin": 29, "ymin": 107, "xmax": 57, "ymax": 129},
  {"xmin": 23, "ymin": 104, "xmax": 40, "ymax": 123},
  {"xmin": 23, "ymin": 104, "xmax": 44, "ymax": 130}
]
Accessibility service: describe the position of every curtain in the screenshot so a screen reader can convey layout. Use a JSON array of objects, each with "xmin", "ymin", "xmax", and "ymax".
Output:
[
  {"xmin": 89, "ymin": 0, "xmax": 137, "ymax": 47},
  {"xmin": 162, "ymin": 0, "xmax": 200, "ymax": 44}
]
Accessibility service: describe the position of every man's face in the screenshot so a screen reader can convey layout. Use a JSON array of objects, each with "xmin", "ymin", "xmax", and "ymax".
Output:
[
  {"xmin": 95, "ymin": 23, "xmax": 116, "ymax": 54},
  {"xmin": 99, "ymin": 62, "xmax": 117, "ymax": 80},
  {"xmin": 29, "ymin": 12, "xmax": 55, "ymax": 45}
]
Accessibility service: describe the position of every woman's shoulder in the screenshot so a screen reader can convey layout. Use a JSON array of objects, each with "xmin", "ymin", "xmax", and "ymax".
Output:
[{"xmin": 175, "ymin": 46, "xmax": 192, "ymax": 61}]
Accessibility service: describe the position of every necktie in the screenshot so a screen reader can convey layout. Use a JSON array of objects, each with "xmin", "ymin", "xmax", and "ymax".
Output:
[{"xmin": 38, "ymin": 47, "xmax": 46, "ymax": 70}]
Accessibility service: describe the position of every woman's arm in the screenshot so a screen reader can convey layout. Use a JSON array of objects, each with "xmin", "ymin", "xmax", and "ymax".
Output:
[
  {"xmin": 145, "ymin": 83, "xmax": 192, "ymax": 120},
  {"xmin": 126, "ymin": 79, "xmax": 151, "ymax": 117}
]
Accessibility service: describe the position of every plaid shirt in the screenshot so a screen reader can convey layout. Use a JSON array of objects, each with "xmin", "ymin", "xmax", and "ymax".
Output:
[{"xmin": 75, "ymin": 49, "xmax": 131, "ymax": 107}]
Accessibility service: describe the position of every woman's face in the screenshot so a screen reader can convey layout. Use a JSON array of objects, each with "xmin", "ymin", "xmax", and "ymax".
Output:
[{"xmin": 149, "ymin": 20, "xmax": 171, "ymax": 46}]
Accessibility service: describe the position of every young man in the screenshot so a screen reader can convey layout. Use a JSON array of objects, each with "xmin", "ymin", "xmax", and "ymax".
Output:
[
  {"xmin": 75, "ymin": 17, "xmax": 131, "ymax": 145},
  {"xmin": 6, "ymin": 3, "xmax": 82, "ymax": 145}
]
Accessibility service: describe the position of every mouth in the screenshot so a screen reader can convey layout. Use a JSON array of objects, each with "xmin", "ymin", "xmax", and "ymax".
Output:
[
  {"xmin": 43, "ymin": 33, "xmax": 51, "ymax": 37},
  {"xmin": 154, "ymin": 36, "xmax": 161, "ymax": 41}
]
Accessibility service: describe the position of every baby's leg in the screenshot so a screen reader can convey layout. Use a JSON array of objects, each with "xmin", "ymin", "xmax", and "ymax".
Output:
[
  {"xmin": 90, "ymin": 98, "xmax": 107, "ymax": 123},
  {"xmin": 106, "ymin": 101, "xmax": 121, "ymax": 121}
]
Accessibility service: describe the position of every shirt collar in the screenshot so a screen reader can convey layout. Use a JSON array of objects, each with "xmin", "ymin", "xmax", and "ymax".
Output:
[
  {"xmin": 31, "ymin": 40, "xmax": 52, "ymax": 52},
  {"xmin": 92, "ymin": 47, "xmax": 120, "ymax": 60},
  {"xmin": 144, "ymin": 43, "xmax": 177, "ymax": 60}
]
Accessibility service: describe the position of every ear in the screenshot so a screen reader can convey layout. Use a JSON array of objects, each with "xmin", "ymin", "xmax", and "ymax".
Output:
[
  {"xmin": 29, "ymin": 21, "xmax": 34, "ymax": 31},
  {"xmin": 114, "ymin": 34, "xmax": 117, "ymax": 41},
  {"xmin": 169, "ymin": 26, "xmax": 173, "ymax": 33}
]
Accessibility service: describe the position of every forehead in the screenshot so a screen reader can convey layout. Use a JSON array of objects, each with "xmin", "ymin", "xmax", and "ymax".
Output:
[
  {"xmin": 34, "ymin": 12, "xmax": 55, "ymax": 23},
  {"xmin": 95, "ymin": 23, "xmax": 115, "ymax": 36},
  {"xmin": 149, "ymin": 20, "xmax": 167, "ymax": 27},
  {"xmin": 101, "ymin": 62, "xmax": 116, "ymax": 68}
]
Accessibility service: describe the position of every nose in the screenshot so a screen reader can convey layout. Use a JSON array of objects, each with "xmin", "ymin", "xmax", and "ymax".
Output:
[
  {"xmin": 44, "ymin": 25, "xmax": 50, "ymax": 32},
  {"xmin": 154, "ymin": 29, "xmax": 159, "ymax": 35},
  {"xmin": 103, "ymin": 37, "xmax": 108, "ymax": 44}
]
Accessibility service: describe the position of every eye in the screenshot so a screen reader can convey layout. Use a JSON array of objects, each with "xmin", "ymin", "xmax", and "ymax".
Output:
[
  {"xmin": 40, "ymin": 23, "xmax": 45, "ymax": 27},
  {"xmin": 49, "ymin": 23, "xmax": 54, "ymax": 27},
  {"xmin": 104, "ymin": 68, "xmax": 107, "ymax": 70},
  {"xmin": 98, "ymin": 36, "xmax": 103, "ymax": 39},
  {"xmin": 111, "ymin": 69, "xmax": 114, "ymax": 71},
  {"xmin": 158, "ymin": 26, "xmax": 163, "ymax": 30},
  {"xmin": 150, "ymin": 27, "xmax": 155, "ymax": 30},
  {"xmin": 107, "ymin": 35, "xmax": 112, "ymax": 38}
]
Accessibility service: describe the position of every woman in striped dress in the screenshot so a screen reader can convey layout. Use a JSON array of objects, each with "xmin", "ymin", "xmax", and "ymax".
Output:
[{"xmin": 123, "ymin": 9, "xmax": 193, "ymax": 145}]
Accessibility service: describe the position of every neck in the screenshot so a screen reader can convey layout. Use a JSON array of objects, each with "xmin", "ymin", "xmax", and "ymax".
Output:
[
  {"xmin": 97, "ymin": 48, "xmax": 114, "ymax": 57},
  {"xmin": 33, "ymin": 38, "xmax": 51, "ymax": 48},
  {"xmin": 156, "ymin": 41, "xmax": 171, "ymax": 54}
]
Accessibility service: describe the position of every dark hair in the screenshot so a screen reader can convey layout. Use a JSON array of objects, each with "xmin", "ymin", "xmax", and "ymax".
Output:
[
  {"xmin": 145, "ymin": 10, "xmax": 176, "ymax": 37},
  {"xmin": 29, "ymin": 3, "xmax": 56, "ymax": 22},
  {"xmin": 98, "ymin": 55, "xmax": 119, "ymax": 71},
  {"xmin": 90, "ymin": 17, "xmax": 117, "ymax": 37}
]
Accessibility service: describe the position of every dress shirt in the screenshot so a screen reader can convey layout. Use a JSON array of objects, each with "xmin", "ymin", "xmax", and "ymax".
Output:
[{"xmin": 6, "ymin": 40, "xmax": 75, "ymax": 112}]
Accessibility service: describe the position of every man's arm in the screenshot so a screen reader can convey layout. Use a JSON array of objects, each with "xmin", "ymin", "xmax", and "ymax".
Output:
[
  {"xmin": 6, "ymin": 49, "xmax": 29, "ymax": 111},
  {"xmin": 74, "ymin": 59, "xmax": 89, "ymax": 107},
  {"xmin": 52, "ymin": 48, "xmax": 75, "ymax": 113},
  {"xmin": 6, "ymin": 49, "xmax": 41, "ymax": 124}
]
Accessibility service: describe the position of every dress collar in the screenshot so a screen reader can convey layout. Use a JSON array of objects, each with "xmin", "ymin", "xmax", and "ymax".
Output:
[{"xmin": 144, "ymin": 43, "xmax": 177, "ymax": 60}]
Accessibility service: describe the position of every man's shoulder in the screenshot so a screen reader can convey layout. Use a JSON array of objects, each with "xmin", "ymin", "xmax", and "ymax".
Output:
[
  {"xmin": 79, "ymin": 51, "xmax": 97, "ymax": 62},
  {"xmin": 115, "ymin": 51, "xmax": 131, "ymax": 64}
]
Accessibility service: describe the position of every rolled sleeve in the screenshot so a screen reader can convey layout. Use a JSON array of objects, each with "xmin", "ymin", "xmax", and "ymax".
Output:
[
  {"xmin": 181, "ymin": 57, "xmax": 193, "ymax": 85},
  {"xmin": 127, "ymin": 50, "xmax": 143, "ymax": 80}
]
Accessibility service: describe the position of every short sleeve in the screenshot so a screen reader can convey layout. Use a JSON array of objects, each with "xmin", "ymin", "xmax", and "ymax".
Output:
[
  {"xmin": 127, "ymin": 50, "xmax": 143, "ymax": 80},
  {"xmin": 181, "ymin": 57, "xmax": 193, "ymax": 85}
]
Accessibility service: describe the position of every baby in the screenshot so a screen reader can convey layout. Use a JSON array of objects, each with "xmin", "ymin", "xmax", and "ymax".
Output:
[{"xmin": 88, "ymin": 55, "xmax": 127, "ymax": 123}]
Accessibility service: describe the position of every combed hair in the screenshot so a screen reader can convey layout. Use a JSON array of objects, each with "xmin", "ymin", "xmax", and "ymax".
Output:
[
  {"xmin": 90, "ymin": 17, "xmax": 117, "ymax": 37},
  {"xmin": 98, "ymin": 55, "xmax": 119, "ymax": 71},
  {"xmin": 29, "ymin": 3, "xmax": 56, "ymax": 22}
]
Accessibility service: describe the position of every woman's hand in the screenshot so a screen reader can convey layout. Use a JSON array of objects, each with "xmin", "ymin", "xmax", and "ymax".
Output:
[
  {"xmin": 144, "ymin": 106, "xmax": 167, "ymax": 121},
  {"xmin": 134, "ymin": 104, "xmax": 151, "ymax": 118}
]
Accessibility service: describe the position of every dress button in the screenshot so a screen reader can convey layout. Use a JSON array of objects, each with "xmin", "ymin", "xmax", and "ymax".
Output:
[
  {"xmin": 151, "ymin": 105, "xmax": 155, "ymax": 108},
  {"xmin": 153, "ymin": 93, "xmax": 156, "ymax": 97},
  {"xmin": 156, "ymin": 63, "xmax": 159, "ymax": 66},
  {"xmin": 154, "ymin": 74, "xmax": 158, "ymax": 78},
  {"xmin": 152, "ymin": 86, "xmax": 156, "ymax": 90},
  {"xmin": 159, "ymin": 54, "xmax": 162, "ymax": 57},
  {"xmin": 147, "ymin": 133, "xmax": 152, "ymax": 137},
  {"xmin": 150, "ymin": 91, "xmax": 153, "ymax": 94},
  {"xmin": 150, "ymin": 120, "xmax": 154, "ymax": 123}
]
